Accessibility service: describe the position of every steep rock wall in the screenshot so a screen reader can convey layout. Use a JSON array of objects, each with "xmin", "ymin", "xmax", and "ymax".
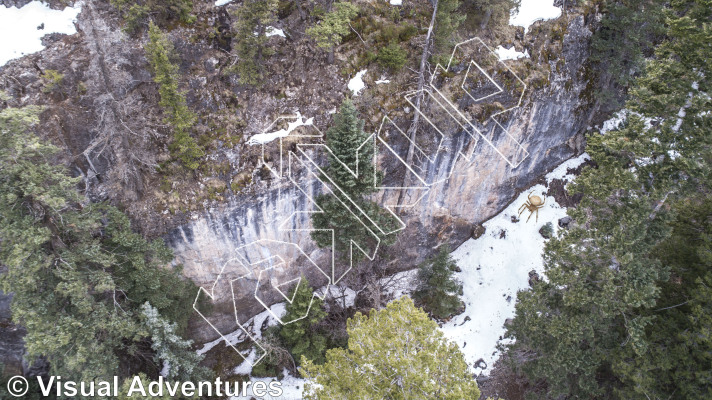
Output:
[{"xmin": 168, "ymin": 16, "xmax": 593, "ymax": 342}]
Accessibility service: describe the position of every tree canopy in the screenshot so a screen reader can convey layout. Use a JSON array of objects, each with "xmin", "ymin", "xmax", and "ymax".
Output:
[
  {"xmin": 504, "ymin": 0, "xmax": 712, "ymax": 397},
  {"xmin": 0, "ymin": 105, "xmax": 203, "ymax": 388},
  {"xmin": 301, "ymin": 297, "xmax": 481, "ymax": 400}
]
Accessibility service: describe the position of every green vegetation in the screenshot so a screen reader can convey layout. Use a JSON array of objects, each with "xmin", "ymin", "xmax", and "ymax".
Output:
[
  {"xmin": 301, "ymin": 297, "xmax": 480, "ymax": 399},
  {"xmin": 41, "ymin": 69, "xmax": 64, "ymax": 93},
  {"xmin": 146, "ymin": 21, "xmax": 204, "ymax": 170},
  {"xmin": 433, "ymin": 0, "xmax": 465, "ymax": 57},
  {"xmin": 306, "ymin": 2, "xmax": 359, "ymax": 63},
  {"xmin": 413, "ymin": 246, "xmax": 463, "ymax": 319},
  {"xmin": 0, "ymin": 106, "xmax": 205, "ymax": 388},
  {"xmin": 279, "ymin": 278, "xmax": 328, "ymax": 365},
  {"xmin": 376, "ymin": 42, "xmax": 408, "ymax": 71},
  {"xmin": 229, "ymin": 0, "xmax": 278, "ymax": 85},
  {"xmin": 310, "ymin": 100, "xmax": 398, "ymax": 261},
  {"xmin": 110, "ymin": 0, "xmax": 195, "ymax": 33},
  {"xmin": 504, "ymin": 0, "xmax": 712, "ymax": 398},
  {"xmin": 585, "ymin": 0, "xmax": 665, "ymax": 109}
]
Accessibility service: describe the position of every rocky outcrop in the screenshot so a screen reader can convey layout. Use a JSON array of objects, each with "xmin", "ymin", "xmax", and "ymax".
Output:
[{"xmin": 168, "ymin": 16, "xmax": 595, "ymax": 342}]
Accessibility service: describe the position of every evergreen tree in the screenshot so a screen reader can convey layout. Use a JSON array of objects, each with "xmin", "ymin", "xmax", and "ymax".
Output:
[
  {"xmin": 305, "ymin": 2, "xmax": 359, "ymax": 63},
  {"xmin": 433, "ymin": 0, "xmax": 465, "ymax": 56},
  {"xmin": 145, "ymin": 21, "xmax": 203, "ymax": 169},
  {"xmin": 377, "ymin": 42, "xmax": 408, "ymax": 71},
  {"xmin": 0, "ymin": 106, "xmax": 202, "ymax": 388},
  {"xmin": 413, "ymin": 246, "xmax": 462, "ymax": 319},
  {"xmin": 504, "ymin": 0, "xmax": 712, "ymax": 397},
  {"xmin": 310, "ymin": 100, "xmax": 398, "ymax": 261},
  {"xmin": 117, "ymin": 374, "xmax": 171, "ymax": 400},
  {"xmin": 110, "ymin": 0, "xmax": 195, "ymax": 33},
  {"xmin": 279, "ymin": 278, "xmax": 328, "ymax": 365},
  {"xmin": 229, "ymin": 0, "xmax": 278, "ymax": 85},
  {"xmin": 301, "ymin": 297, "xmax": 481, "ymax": 399},
  {"xmin": 613, "ymin": 198, "xmax": 712, "ymax": 399},
  {"xmin": 585, "ymin": 0, "xmax": 666, "ymax": 110},
  {"xmin": 140, "ymin": 302, "xmax": 209, "ymax": 381}
]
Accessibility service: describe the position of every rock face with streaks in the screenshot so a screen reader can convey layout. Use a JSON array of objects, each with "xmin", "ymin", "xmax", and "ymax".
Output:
[
  {"xmin": 0, "ymin": 0, "xmax": 596, "ymax": 346},
  {"xmin": 167, "ymin": 16, "xmax": 594, "ymax": 342}
]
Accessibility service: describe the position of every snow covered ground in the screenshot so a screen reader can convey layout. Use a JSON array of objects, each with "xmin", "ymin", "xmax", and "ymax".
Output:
[
  {"xmin": 348, "ymin": 69, "xmax": 367, "ymax": 96},
  {"xmin": 0, "ymin": 1, "xmax": 82, "ymax": 67},
  {"xmin": 495, "ymin": 45, "xmax": 530, "ymax": 61},
  {"xmin": 510, "ymin": 0, "xmax": 561, "ymax": 33},
  {"xmin": 440, "ymin": 153, "xmax": 589, "ymax": 376},
  {"xmin": 266, "ymin": 26, "xmax": 286, "ymax": 38}
]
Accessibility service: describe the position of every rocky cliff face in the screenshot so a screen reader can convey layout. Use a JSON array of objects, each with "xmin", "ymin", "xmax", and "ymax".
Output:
[
  {"xmin": 0, "ymin": 0, "xmax": 596, "ymax": 346},
  {"xmin": 167, "ymin": 16, "xmax": 594, "ymax": 343}
]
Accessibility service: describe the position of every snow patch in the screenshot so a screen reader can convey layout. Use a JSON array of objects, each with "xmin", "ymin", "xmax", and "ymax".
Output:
[
  {"xmin": 545, "ymin": 153, "xmax": 590, "ymax": 184},
  {"xmin": 495, "ymin": 45, "xmax": 529, "ymax": 61},
  {"xmin": 0, "ymin": 1, "xmax": 82, "ymax": 67},
  {"xmin": 600, "ymin": 109, "xmax": 628, "ymax": 134},
  {"xmin": 215, "ymin": 0, "xmax": 233, "ymax": 6},
  {"xmin": 375, "ymin": 79, "xmax": 391, "ymax": 84},
  {"xmin": 266, "ymin": 26, "xmax": 285, "ymax": 38},
  {"xmin": 248, "ymin": 112, "xmax": 314, "ymax": 145},
  {"xmin": 348, "ymin": 69, "xmax": 367, "ymax": 96},
  {"xmin": 440, "ymin": 155, "xmax": 589, "ymax": 376},
  {"xmin": 319, "ymin": 285, "xmax": 357, "ymax": 308},
  {"xmin": 389, "ymin": 0, "xmax": 403, "ymax": 5},
  {"xmin": 509, "ymin": 0, "xmax": 561, "ymax": 33}
]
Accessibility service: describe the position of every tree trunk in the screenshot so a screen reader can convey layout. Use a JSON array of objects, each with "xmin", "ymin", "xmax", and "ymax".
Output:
[
  {"xmin": 328, "ymin": 46, "xmax": 335, "ymax": 64},
  {"xmin": 397, "ymin": 0, "xmax": 438, "ymax": 205}
]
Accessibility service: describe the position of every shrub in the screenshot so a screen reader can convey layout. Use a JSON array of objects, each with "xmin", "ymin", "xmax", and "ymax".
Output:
[{"xmin": 377, "ymin": 42, "xmax": 407, "ymax": 71}]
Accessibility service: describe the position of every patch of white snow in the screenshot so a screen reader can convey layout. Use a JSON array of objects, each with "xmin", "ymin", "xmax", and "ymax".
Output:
[
  {"xmin": 266, "ymin": 26, "xmax": 285, "ymax": 37},
  {"xmin": 495, "ymin": 45, "xmax": 529, "ymax": 61},
  {"xmin": 0, "ymin": 1, "xmax": 82, "ymax": 67},
  {"xmin": 389, "ymin": 0, "xmax": 403, "ymax": 5},
  {"xmin": 248, "ymin": 112, "xmax": 314, "ymax": 145},
  {"xmin": 545, "ymin": 153, "xmax": 590, "ymax": 184},
  {"xmin": 348, "ymin": 69, "xmax": 367, "ymax": 96},
  {"xmin": 441, "ymin": 155, "xmax": 590, "ymax": 376},
  {"xmin": 215, "ymin": 0, "xmax": 233, "ymax": 6},
  {"xmin": 509, "ymin": 0, "xmax": 561, "ymax": 33}
]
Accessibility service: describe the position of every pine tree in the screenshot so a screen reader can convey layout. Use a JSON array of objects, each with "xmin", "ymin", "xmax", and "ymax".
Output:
[
  {"xmin": 433, "ymin": 0, "xmax": 465, "ymax": 56},
  {"xmin": 413, "ymin": 246, "xmax": 462, "ymax": 319},
  {"xmin": 301, "ymin": 297, "xmax": 480, "ymax": 399},
  {"xmin": 310, "ymin": 100, "xmax": 398, "ymax": 261},
  {"xmin": 613, "ymin": 198, "xmax": 712, "ymax": 399},
  {"xmin": 305, "ymin": 2, "xmax": 358, "ymax": 63},
  {"xmin": 146, "ymin": 21, "xmax": 203, "ymax": 170},
  {"xmin": 140, "ymin": 302, "xmax": 209, "ymax": 381},
  {"xmin": 585, "ymin": 0, "xmax": 666, "ymax": 109},
  {"xmin": 504, "ymin": 0, "xmax": 712, "ymax": 397},
  {"xmin": 0, "ymin": 106, "xmax": 203, "ymax": 387},
  {"xmin": 110, "ymin": 0, "xmax": 196, "ymax": 34},
  {"xmin": 229, "ymin": 0, "xmax": 278, "ymax": 85},
  {"xmin": 279, "ymin": 278, "xmax": 328, "ymax": 365}
]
